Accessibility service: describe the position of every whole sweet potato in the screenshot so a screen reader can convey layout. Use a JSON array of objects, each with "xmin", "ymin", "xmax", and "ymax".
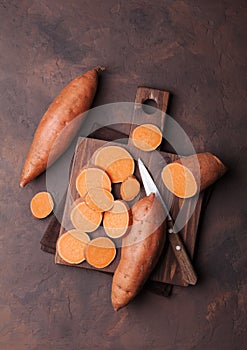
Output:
[
  {"xmin": 20, "ymin": 66, "xmax": 104, "ymax": 187},
  {"xmin": 111, "ymin": 193, "xmax": 166, "ymax": 311}
]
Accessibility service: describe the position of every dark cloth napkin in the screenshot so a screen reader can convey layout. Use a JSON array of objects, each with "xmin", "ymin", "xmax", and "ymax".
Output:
[{"xmin": 40, "ymin": 125, "xmax": 173, "ymax": 297}]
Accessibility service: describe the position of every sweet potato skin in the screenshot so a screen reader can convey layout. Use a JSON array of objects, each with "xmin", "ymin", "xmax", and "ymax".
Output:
[
  {"xmin": 20, "ymin": 66, "xmax": 104, "ymax": 187},
  {"xmin": 176, "ymin": 152, "xmax": 227, "ymax": 192},
  {"xmin": 111, "ymin": 193, "xmax": 166, "ymax": 311}
]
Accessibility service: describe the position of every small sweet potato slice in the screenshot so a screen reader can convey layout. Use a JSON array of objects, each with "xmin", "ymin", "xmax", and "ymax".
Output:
[
  {"xmin": 103, "ymin": 200, "xmax": 130, "ymax": 238},
  {"xmin": 161, "ymin": 152, "xmax": 227, "ymax": 198},
  {"xmin": 120, "ymin": 176, "xmax": 140, "ymax": 201},
  {"xmin": 57, "ymin": 230, "xmax": 90, "ymax": 264},
  {"xmin": 76, "ymin": 166, "xmax": 111, "ymax": 198},
  {"xmin": 85, "ymin": 188, "xmax": 114, "ymax": 212},
  {"xmin": 93, "ymin": 145, "xmax": 135, "ymax": 183},
  {"xmin": 85, "ymin": 237, "xmax": 116, "ymax": 268},
  {"xmin": 70, "ymin": 200, "xmax": 102, "ymax": 232},
  {"xmin": 131, "ymin": 124, "xmax": 162, "ymax": 151},
  {"xmin": 30, "ymin": 191, "xmax": 54, "ymax": 219}
]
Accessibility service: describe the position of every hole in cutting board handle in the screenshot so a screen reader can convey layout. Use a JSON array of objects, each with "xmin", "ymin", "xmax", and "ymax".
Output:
[{"xmin": 142, "ymin": 99, "xmax": 158, "ymax": 115}]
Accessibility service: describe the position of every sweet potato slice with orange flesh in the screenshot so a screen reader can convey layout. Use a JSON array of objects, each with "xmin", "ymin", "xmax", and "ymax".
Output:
[
  {"xmin": 120, "ymin": 176, "xmax": 140, "ymax": 201},
  {"xmin": 70, "ymin": 200, "xmax": 102, "ymax": 232},
  {"xmin": 57, "ymin": 230, "xmax": 90, "ymax": 264},
  {"xmin": 85, "ymin": 237, "xmax": 116, "ymax": 268},
  {"xmin": 131, "ymin": 124, "xmax": 162, "ymax": 151},
  {"xmin": 92, "ymin": 145, "xmax": 135, "ymax": 183},
  {"xmin": 76, "ymin": 167, "xmax": 111, "ymax": 198},
  {"xmin": 20, "ymin": 66, "xmax": 104, "ymax": 187},
  {"xmin": 103, "ymin": 200, "xmax": 130, "ymax": 238},
  {"xmin": 30, "ymin": 191, "xmax": 54, "ymax": 219},
  {"xmin": 161, "ymin": 152, "xmax": 227, "ymax": 198},
  {"xmin": 85, "ymin": 188, "xmax": 114, "ymax": 212}
]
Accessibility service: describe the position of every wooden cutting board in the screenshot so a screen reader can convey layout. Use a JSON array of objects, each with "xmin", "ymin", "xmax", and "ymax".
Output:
[{"xmin": 55, "ymin": 87, "xmax": 204, "ymax": 286}]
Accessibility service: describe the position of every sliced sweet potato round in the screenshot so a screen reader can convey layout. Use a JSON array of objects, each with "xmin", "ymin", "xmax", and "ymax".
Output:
[
  {"xmin": 161, "ymin": 163, "xmax": 197, "ymax": 198},
  {"xmin": 85, "ymin": 188, "xmax": 114, "ymax": 212},
  {"xmin": 70, "ymin": 200, "xmax": 102, "ymax": 232},
  {"xmin": 57, "ymin": 230, "xmax": 90, "ymax": 264},
  {"xmin": 161, "ymin": 153, "xmax": 227, "ymax": 198},
  {"xmin": 131, "ymin": 124, "xmax": 162, "ymax": 151},
  {"xmin": 85, "ymin": 237, "xmax": 116, "ymax": 268},
  {"xmin": 30, "ymin": 191, "xmax": 54, "ymax": 219},
  {"xmin": 92, "ymin": 145, "xmax": 135, "ymax": 183},
  {"xmin": 103, "ymin": 200, "xmax": 130, "ymax": 238},
  {"xmin": 120, "ymin": 176, "xmax": 140, "ymax": 201},
  {"xmin": 76, "ymin": 166, "xmax": 111, "ymax": 198}
]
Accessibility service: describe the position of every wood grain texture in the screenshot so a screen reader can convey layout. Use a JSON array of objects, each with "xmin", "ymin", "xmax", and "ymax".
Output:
[{"xmin": 56, "ymin": 137, "xmax": 204, "ymax": 286}]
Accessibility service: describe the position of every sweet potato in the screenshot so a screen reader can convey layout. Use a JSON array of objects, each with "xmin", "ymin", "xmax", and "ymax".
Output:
[
  {"xmin": 131, "ymin": 124, "xmax": 162, "ymax": 151},
  {"xmin": 161, "ymin": 152, "xmax": 227, "ymax": 198},
  {"xmin": 85, "ymin": 188, "xmax": 114, "ymax": 212},
  {"xmin": 85, "ymin": 237, "xmax": 116, "ymax": 268},
  {"xmin": 120, "ymin": 175, "xmax": 140, "ymax": 201},
  {"xmin": 111, "ymin": 193, "xmax": 166, "ymax": 311},
  {"xmin": 103, "ymin": 200, "xmax": 130, "ymax": 238},
  {"xmin": 30, "ymin": 191, "xmax": 54, "ymax": 219},
  {"xmin": 57, "ymin": 230, "xmax": 90, "ymax": 264},
  {"xmin": 76, "ymin": 166, "xmax": 111, "ymax": 198},
  {"xmin": 20, "ymin": 66, "xmax": 104, "ymax": 187},
  {"xmin": 70, "ymin": 199, "xmax": 102, "ymax": 232},
  {"xmin": 92, "ymin": 145, "xmax": 135, "ymax": 183}
]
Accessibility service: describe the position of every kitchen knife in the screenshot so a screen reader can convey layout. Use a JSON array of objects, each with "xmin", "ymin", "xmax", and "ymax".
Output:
[{"xmin": 138, "ymin": 158, "xmax": 197, "ymax": 285}]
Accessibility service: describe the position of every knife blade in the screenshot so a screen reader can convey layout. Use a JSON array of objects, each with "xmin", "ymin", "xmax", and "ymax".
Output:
[{"xmin": 138, "ymin": 158, "xmax": 197, "ymax": 285}]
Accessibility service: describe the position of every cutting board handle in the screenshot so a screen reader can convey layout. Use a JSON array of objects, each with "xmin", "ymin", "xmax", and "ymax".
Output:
[
  {"xmin": 135, "ymin": 86, "xmax": 170, "ymax": 114},
  {"xmin": 130, "ymin": 87, "xmax": 170, "ymax": 136}
]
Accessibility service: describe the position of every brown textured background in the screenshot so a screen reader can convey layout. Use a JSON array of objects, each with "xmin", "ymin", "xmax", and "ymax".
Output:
[{"xmin": 0, "ymin": 1, "xmax": 246, "ymax": 349}]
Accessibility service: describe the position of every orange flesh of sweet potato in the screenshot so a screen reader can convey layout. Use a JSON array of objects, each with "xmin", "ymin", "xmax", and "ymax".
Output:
[
  {"xmin": 161, "ymin": 163, "xmax": 197, "ymax": 198},
  {"xmin": 20, "ymin": 66, "xmax": 104, "ymax": 187},
  {"xmin": 161, "ymin": 152, "xmax": 227, "ymax": 198},
  {"xmin": 57, "ymin": 230, "xmax": 90, "ymax": 264},
  {"xmin": 76, "ymin": 167, "xmax": 111, "ymax": 198},
  {"xmin": 85, "ymin": 237, "xmax": 116, "ymax": 268},
  {"xmin": 93, "ymin": 145, "xmax": 135, "ymax": 183},
  {"xmin": 103, "ymin": 200, "xmax": 130, "ymax": 238},
  {"xmin": 120, "ymin": 176, "xmax": 140, "ymax": 201},
  {"xmin": 131, "ymin": 124, "xmax": 162, "ymax": 151},
  {"xmin": 111, "ymin": 193, "xmax": 166, "ymax": 311},
  {"xmin": 70, "ymin": 201, "xmax": 102, "ymax": 232},
  {"xmin": 30, "ymin": 191, "xmax": 54, "ymax": 219},
  {"xmin": 85, "ymin": 188, "xmax": 114, "ymax": 212}
]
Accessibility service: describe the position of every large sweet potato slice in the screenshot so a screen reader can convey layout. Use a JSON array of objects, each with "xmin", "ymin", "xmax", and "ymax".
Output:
[
  {"xmin": 161, "ymin": 152, "xmax": 227, "ymax": 198},
  {"xmin": 131, "ymin": 124, "xmax": 162, "ymax": 151},
  {"xmin": 85, "ymin": 237, "xmax": 116, "ymax": 268},
  {"xmin": 92, "ymin": 145, "xmax": 135, "ymax": 183},
  {"xmin": 76, "ymin": 166, "xmax": 111, "ymax": 198},
  {"xmin": 103, "ymin": 200, "xmax": 130, "ymax": 238},
  {"xmin": 57, "ymin": 230, "xmax": 90, "ymax": 264}
]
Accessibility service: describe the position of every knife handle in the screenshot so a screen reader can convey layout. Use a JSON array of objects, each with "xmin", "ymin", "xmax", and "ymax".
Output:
[{"xmin": 167, "ymin": 221, "xmax": 197, "ymax": 285}]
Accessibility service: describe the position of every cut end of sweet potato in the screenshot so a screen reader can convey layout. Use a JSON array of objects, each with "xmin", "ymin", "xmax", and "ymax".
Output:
[
  {"xmin": 161, "ymin": 163, "xmax": 197, "ymax": 198},
  {"xmin": 120, "ymin": 176, "xmax": 140, "ymax": 201},
  {"xmin": 131, "ymin": 124, "xmax": 162, "ymax": 151},
  {"xmin": 76, "ymin": 166, "xmax": 111, "ymax": 198},
  {"xmin": 103, "ymin": 200, "xmax": 130, "ymax": 238},
  {"xmin": 85, "ymin": 237, "xmax": 116, "ymax": 268},
  {"xmin": 92, "ymin": 145, "xmax": 135, "ymax": 183},
  {"xmin": 85, "ymin": 188, "xmax": 114, "ymax": 212},
  {"xmin": 57, "ymin": 230, "xmax": 90, "ymax": 264},
  {"xmin": 30, "ymin": 191, "xmax": 54, "ymax": 219},
  {"xmin": 70, "ymin": 200, "xmax": 102, "ymax": 232}
]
